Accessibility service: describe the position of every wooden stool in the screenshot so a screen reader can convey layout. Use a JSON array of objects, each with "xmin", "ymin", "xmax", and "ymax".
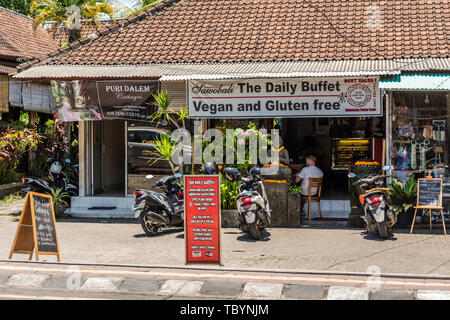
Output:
[{"xmin": 301, "ymin": 177, "xmax": 323, "ymax": 221}]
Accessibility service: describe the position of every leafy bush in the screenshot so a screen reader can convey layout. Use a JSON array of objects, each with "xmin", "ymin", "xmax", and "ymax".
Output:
[
  {"xmin": 0, "ymin": 128, "xmax": 42, "ymax": 184},
  {"xmin": 388, "ymin": 174, "xmax": 417, "ymax": 213},
  {"xmin": 40, "ymin": 120, "xmax": 69, "ymax": 162},
  {"xmin": 30, "ymin": 120, "xmax": 70, "ymax": 177},
  {"xmin": 220, "ymin": 178, "xmax": 240, "ymax": 210},
  {"xmin": 47, "ymin": 187, "xmax": 70, "ymax": 207}
]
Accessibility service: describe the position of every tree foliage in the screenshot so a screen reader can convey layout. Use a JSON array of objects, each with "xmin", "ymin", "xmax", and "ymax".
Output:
[
  {"xmin": 30, "ymin": 0, "xmax": 116, "ymax": 42},
  {"xmin": 0, "ymin": 0, "xmax": 33, "ymax": 16}
]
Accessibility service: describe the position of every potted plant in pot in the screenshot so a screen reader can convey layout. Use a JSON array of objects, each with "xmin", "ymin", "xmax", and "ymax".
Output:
[
  {"xmin": 388, "ymin": 174, "xmax": 417, "ymax": 228},
  {"xmin": 47, "ymin": 187, "xmax": 70, "ymax": 218}
]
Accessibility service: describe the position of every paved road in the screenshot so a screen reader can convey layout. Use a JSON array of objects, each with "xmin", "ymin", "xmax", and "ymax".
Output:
[
  {"xmin": 1, "ymin": 213, "xmax": 450, "ymax": 277},
  {"xmin": 1, "ymin": 261, "xmax": 450, "ymax": 300}
]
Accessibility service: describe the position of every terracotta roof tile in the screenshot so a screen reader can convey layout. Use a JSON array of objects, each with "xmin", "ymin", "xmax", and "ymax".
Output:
[
  {"xmin": 0, "ymin": 7, "xmax": 57, "ymax": 60},
  {"xmin": 24, "ymin": 0, "xmax": 450, "ymax": 66}
]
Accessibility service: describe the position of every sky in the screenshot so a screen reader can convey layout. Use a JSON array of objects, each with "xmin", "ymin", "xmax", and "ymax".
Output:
[{"xmin": 118, "ymin": 0, "xmax": 134, "ymax": 8}]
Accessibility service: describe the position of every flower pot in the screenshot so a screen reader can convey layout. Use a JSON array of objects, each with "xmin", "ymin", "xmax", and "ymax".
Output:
[
  {"xmin": 397, "ymin": 207, "xmax": 415, "ymax": 228},
  {"xmin": 54, "ymin": 204, "xmax": 68, "ymax": 218}
]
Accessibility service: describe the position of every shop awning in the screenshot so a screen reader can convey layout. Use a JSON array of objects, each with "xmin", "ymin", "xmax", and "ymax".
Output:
[
  {"xmin": 13, "ymin": 58, "xmax": 450, "ymax": 80},
  {"xmin": 380, "ymin": 74, "xmax": 450, "ymax": 91}
]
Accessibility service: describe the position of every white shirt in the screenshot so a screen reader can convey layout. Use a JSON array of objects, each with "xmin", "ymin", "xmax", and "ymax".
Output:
[{"xmin": 297, "ymin": 166, "xmax": 323, "ymax": 196}]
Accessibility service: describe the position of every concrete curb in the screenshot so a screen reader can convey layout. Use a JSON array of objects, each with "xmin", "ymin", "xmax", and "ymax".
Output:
[{"xmin": 2, "ymin": 272, "xmax": 450, "ymax": 300}]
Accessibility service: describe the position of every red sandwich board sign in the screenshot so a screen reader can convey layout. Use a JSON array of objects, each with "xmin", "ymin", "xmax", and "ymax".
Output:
[{"xmin": 184, "ymin": 175, "xmax": 222, "ymax": 265}]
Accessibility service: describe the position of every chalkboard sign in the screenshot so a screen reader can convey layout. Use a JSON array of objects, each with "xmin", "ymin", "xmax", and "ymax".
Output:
[
  {"xmin": 418, "ymin": 178, "xmax": 442, "ymax": 208},
  {"xmin": 32, "ymin": 194, "xmax": 58, "ymax": 253},
  {"xmin": 410, "ymin": 178, "xmax": 446, "ymax": 235},
  {"xmin": 9, "ymin": 192, "xmax": 60, "ymax": 261}
]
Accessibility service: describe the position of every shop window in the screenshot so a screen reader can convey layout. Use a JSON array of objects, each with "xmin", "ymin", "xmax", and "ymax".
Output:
[
  {"xmin": 391, "ymin": 92, "xmax": 448, "ymax": 183},
  {"xmin": 127, "ymin": 121, "xmax": 172, "ymax": 194}
]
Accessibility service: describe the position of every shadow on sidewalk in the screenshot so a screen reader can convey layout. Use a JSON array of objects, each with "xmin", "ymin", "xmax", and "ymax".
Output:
[
  {"xmin": 236, "ymin": 230, "xmax": 271, "ymax": 242},
  {"xmin": 133, "ymin": 227, "xmax": 184, "ymax": 238},
  {"xmin": 361, "ymin": 231, "xmax": 398, "ymax": 242},
  {"xmin": 56, "ymin": 217, "xmax": 139, "ymax": 224}
]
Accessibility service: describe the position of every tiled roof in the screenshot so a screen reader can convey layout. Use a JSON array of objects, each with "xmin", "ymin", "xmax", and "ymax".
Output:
[
  {"xmin": 0, "ymin": 61, "xmax": 18, "ymax": 75},
  {"xmin": 30, "ymin": 0, "xmax": 449, "ymax": 67},
  {"xmin": 13, "ymin": 58, "xmax": 450, "ymax": 80},
  {"xmin": 0, "ymin": 7, "xmax": 58, "ymax": 61}
]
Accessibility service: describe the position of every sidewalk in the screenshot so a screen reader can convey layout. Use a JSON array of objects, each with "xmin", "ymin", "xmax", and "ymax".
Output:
[
  {"xmin": 0, "ymin": 199, "xmax": 25, "ymax": 216},
  {"xmin": 1, "ymin": 212, "xmax": 450, "ymax": 277}
]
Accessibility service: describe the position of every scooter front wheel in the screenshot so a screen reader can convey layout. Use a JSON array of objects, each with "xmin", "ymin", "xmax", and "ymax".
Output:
[{"xmin": 139, "ymin": 216, "xmax": 161, "ymax": 236}]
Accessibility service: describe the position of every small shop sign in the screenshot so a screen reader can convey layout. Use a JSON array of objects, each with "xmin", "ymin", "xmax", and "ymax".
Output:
[
  {"xmin": 9, "ymin": 192, "xmax": 60, "ymax": 262},
  {"xmin": 184, "ymin": 175, "xmax": 222, "ymax": 265},
  {"xmin": 188, "ymin": 77, "xmax": 381, "ymax": 118},
  {"xmin": 51, "ymin": 80, "xmax": 159, "ymax": 122},
  {"xmin": 410, "ymin": 177, "xmax": 446, "ymax": 235}
]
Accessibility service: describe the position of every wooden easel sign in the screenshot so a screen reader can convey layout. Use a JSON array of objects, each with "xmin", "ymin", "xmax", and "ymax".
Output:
[
  {"xmin": 9, "ymin": 191, "xmax": 61, "ymax": 261},
  {"xmin": 410, "ymin": 177, "xmax": 446, "ymax": 235}
]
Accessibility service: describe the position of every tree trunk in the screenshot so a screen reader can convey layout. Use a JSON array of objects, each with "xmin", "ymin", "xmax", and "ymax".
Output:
[{"xmin": 68, "ymin": 29, "xmax": 81, "ymax": 43}]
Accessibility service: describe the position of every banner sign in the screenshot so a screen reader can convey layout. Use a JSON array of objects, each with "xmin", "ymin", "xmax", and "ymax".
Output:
[
  {"xmin": 51, "ymin": 80, "xmax": 159, "ymax": 122},
  {"xmin": 188, "ymin": 77, "xmax": 381, "ymax": 118},
  {"xmin": 184, "ymin": 175, "xmax": 222, "ymax": 265}
]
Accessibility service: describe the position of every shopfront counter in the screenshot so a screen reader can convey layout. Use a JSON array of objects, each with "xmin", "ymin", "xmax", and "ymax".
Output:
[{"xmin": 331, "ymin": 138, "xmax": 370, "ymax": 171}]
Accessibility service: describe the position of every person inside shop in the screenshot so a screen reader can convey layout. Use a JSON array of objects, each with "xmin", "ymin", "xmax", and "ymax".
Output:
[
  {"xmin": 295, "ymin": 154, "xmax": 323, "ymax": 197},
  {"xmin": 298, "ymin": 136, "xmax": 323, "ymax": 168}
]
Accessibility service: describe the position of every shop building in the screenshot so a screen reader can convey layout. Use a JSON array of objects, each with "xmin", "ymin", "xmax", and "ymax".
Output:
[
  {"xmin": 13, "ymin": 0, "xmax": 450, "ymax": 221},
  {"xmin": 0, "ymin": 7, "xmax": 58, "ymax": 118}
]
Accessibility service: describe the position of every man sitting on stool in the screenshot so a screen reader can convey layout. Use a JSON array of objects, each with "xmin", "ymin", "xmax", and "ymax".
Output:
[{"xmin": 295, "ymin": 154, "xmax": 323, "ymax": 213}]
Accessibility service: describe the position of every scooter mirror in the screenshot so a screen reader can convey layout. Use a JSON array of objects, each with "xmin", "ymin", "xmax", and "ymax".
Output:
[
  {"xmin": 146, "ymin": 175, "xmax": 154, "ymax": 180},
  {"xmin": 174, "ymin": 173, "xmax": 182, "ymax": 179},
  {"xmin": 65, "ymin": 158, "xmax": 71, "ymax": 164},
  {"xmin": 382, "ymin": 165, "xmax": 391, "ymax": 171},
  {"xmin": 348, "ymin": 173, "xmax": 356, "ymax": 178}
]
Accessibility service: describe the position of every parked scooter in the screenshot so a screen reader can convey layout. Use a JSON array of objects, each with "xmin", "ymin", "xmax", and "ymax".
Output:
[
  {"xmin": 349, "ymin": 167, "xmax": 398, "ymax": 239},
  {"xmin": 133, "ymin": 163, "xmax": 221, "ymax": 236},
  {"xmin": 133, "ymin": 173, "xmax": 184, "ymax": 236},
  {"xmin": 20, "ymin": 158, "xmax": 78, "ymax": 198},
  {"xmin": 223, "ymin": 167, "xmax": 271, "ymax": 240}
]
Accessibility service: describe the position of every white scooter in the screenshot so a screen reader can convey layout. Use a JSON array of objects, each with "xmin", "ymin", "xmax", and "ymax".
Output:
[{"xmin": 223, "ymin": 167, "xmax": 271, "ymax": 240}]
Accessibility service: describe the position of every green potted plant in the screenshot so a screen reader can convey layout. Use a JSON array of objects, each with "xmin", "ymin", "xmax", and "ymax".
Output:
[
  {"xmin": 388, "ymin": 174, "xmax": 417, "ymax": 227},
  {"xmin": 47, "ymin": 187, "xmax": 70, "ymax": 218}
]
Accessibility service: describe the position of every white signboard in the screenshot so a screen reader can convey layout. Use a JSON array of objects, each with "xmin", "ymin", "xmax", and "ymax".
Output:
[{"xmin": 188, "ymin": 77, "xmax": 381, "ymax": 118}]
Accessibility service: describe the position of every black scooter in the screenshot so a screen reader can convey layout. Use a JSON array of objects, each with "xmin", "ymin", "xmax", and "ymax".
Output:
[
  {"xmin": 20, "ymin": 158, "xmax": 78, "ymax": 198},
  {"xmin": 133, "ymin": 173, "xmax": 184, "ymax": 236}
]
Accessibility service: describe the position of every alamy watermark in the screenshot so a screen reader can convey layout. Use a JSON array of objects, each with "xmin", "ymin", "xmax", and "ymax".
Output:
[
  {"xmin": 367, "ymin": 5, "xmax": 382, "ymax": 30},
  {"xmin": 66, "ymin": 265, "xmax": 82, "ymax": 289},
  {"xmin": 366, "ymin": 265, "xmax": 382, "ymax": 290},
  {"xmin": 169, "ymin": 125, "xmax": 282, "ymax": 175}
]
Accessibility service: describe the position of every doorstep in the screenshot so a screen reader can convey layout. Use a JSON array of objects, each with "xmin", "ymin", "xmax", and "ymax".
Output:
[
  {"xmin": 302, "ymin": 200, "xmax": 350, "ymax": 217},
  {"xmin": 66, "ymin": 196, "xmax": 135, "ymax": 219}
]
